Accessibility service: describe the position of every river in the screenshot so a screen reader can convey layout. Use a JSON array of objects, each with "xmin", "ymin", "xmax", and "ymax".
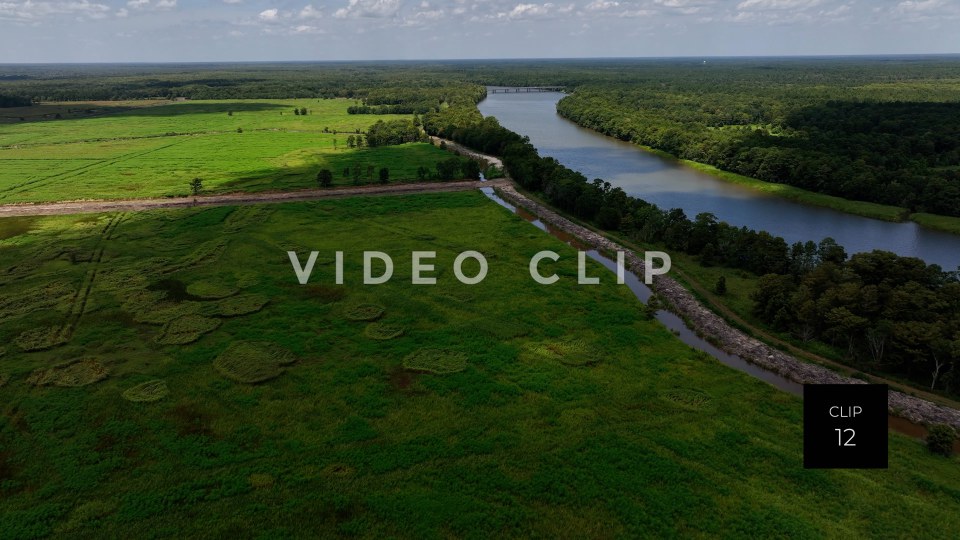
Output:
[{"xmin": 478, "ymin": 89, "xmax": 960, "ymax": 270}]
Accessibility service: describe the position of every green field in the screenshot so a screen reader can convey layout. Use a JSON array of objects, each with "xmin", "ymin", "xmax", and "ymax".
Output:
[
  {"xmin": 1, "ymin": 191, "xmax": 958, "ymax": 537},
  {"xmin": 0, "ymin": 99, "xmax": 456, "ymax": 203},
  {"xmin": 910, "ymin": 212, "xmax": 960, "ymax": 236}
]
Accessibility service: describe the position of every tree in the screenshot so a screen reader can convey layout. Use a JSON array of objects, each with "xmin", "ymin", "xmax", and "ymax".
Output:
[
  {"xmin": 596, "ymin": 206, "xmax": 621, "ymax": 230},
  {"xmin": 352, "ymin": 164, "xmax": 362, "ymax": 185},
  {"xmin": 461, "ymin": 159, "xmax": 481, "ymax": 180},
  {"xmin": 366, "ymin": 165, "xmax": 375, "ymax": 181},
  {"xmin": 190, "ymin": 177, "xmax": 203, "ymax": 196},
  {"xmin": 317, "ymin": 169, "xmax": 333, "ymax": 188},
  {"xmin": 237, "ymin": 127, "xmax": 243, "ymax": 133},
  {"xmin": 436, "ymin": 158, "xmax": 462, "ymax": 181},
  {"xmin": 300, "ymin": 107, "xmax": 308, "ymax": 116},
  {"xmin": 715, "ymin": 276, "xmax": 728, "ymax": 295},
  {"xmin": 347, "ymin": 135, "xmax": 355, "ymax": 148},
  {"xmin": 379, "ymin": 167, "xmax": 389, "ymax": 184},
  {"xmin": 926, "ymin": 424, "xmax": 956, "ymax": 457},
  {"xmin": 227, "ymin": 111, "xmax": 233, "ymax": 116},
  {"xmin": 294, "ymin": 108, "xmax": 300, "ymax": 116}
]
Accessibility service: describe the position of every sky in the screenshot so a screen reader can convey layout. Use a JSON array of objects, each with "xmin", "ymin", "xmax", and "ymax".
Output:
[{"xmin": 0, "ymin": 0, "xmax": 957, "ymax": 62}]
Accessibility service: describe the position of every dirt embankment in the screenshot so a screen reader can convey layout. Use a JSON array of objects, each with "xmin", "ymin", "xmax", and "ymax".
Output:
[
  {"xmin": 494, "ymin": 183, "xmax": 960, "ymax": 431},
  {"xmin": 0, "ymin": 179, "xmax": 510, "ymax": 217},
  {"xmin": 430, "ymin": 137, "xmax": 504, "ymax": 170}
]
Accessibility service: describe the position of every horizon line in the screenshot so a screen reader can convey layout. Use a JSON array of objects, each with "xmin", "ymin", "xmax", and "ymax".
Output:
[{"xmin": 2, "ymin": 53, "xmax": 960, "ymax": 66}]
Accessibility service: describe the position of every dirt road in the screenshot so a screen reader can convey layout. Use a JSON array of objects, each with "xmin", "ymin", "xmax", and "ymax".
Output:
[{"xmin": 0, "ymin": 179, "xmax": 510, "ymax": 217}]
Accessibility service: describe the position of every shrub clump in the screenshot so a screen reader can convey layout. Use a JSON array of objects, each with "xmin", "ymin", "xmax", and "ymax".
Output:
[
  {"xmin": 186, "ymin": 281, "xmax": 238, "ymax": 299},
  {"xmin": 210, "ymin": 294, "xmax": 269, "ymax": 317},
  {"xmin": 403, "ymin": 349, "xmax": 468, "ymax": 374},
  {"xmin": 345, "ymin": 303, "xmax": 385, "ymax": 322},
  {"xmin": 27, "ymin": 358, "xmax": 108, "ymax": 387},
  {"xmin": 927, "ymin": 424, "xmax": 957, "ymax": 457},
  {"xmin": 663, "ymin": 388, "xmax": 713, "ymax": 410},
  {"xmin": 0, "ymin": 280, "xmax": 75, "ymax": 324},
  {"xmin": 122, "ymin": 379, "xmax": 170, "ymax": 402},
  {"xmin": 364, "ymin": 322, "xmax": 405, "ymax": 341},
  {"xmin": 527, "ymin": 339, "xmax": 598, "ymax": 366},
  {"xmin": 156, "ymin": 315, "xmax": 221, "ymax": 345},
  {"xmin": 14, "ymin": 325, "xmax": 68, "ymax": 351},
  {"xmin": 213, "ymin": 341, "xmax": 296, "ymax": 383}
]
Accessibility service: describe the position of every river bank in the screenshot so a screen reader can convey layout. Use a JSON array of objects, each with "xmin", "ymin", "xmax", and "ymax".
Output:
[{"xmin": 577, "ymin": 127, "xmax": 960, "ymax": 236}]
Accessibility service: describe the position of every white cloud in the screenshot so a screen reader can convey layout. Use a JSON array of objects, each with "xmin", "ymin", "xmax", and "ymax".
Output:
[
  {"xmin": 0, "ymin": 1, "xmax": 111, "ymax": 21},
  {"xmin": 737, "ymin": 0, "xmax": 823, "ymax": 9},
  {"xmin": 333, "ymin": 0, "xmax": 400, "ymax": 19},
  {"xmin": 499, "ymin": 3, "xmax": 555, "ymax": 20},
  {"xmin": 126, "ymin": 0, "xmax": 177, "ymax": 11},
  {"xmin": 259, "ymin": 8, "xmax": 279, "ymax": 21},
  {"xmin": 300, "ymin": 4, "xmax": 323, "ymax": 19},
  {"xmin": 585, "ymin": 0, "xmax": 619, "ymax": 11}
]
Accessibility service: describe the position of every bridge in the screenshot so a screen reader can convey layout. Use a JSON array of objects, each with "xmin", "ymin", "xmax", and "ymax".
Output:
[{"xmin": 488, "ymin": 87, "xmax": 565, "ymax": 94}]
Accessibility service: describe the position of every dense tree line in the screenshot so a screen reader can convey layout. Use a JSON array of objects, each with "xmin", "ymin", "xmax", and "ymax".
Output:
[
  {"xmin": 753, "ymin": 250, "xmax": 960, "ymax": 392},
  {"xmin": 426, "ymin": 104, "xmax": 960, "ymax": 397},
  {"xmin": 364, "ymin": 119, "xmax": 425, "ymax": 147},
  {"xmin": 558, "ymin": 86, "xmax": 960, "ymax": 217},
  {"xmin": 0, "ymin": 64, "xmax": 486, "ymax": 107},
  {"xmin": 0, "ymin": 94, "xmax": 31, "ymax": 107},
  {"xmin": 347, "ymin": 85, "xmax": 485, "ymax": 115}
]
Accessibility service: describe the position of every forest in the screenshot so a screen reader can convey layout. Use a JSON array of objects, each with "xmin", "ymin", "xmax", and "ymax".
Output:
[
  {"xmin": 555, "ymin": 62, "xmax": 960, "ymax": 217},
  {"xmin": 0, "ymin": 94, "xmax": 31, "ymax": 108},
  {"xmin": 0, "ymin": 63, "xmax": 486, "ymax": 109}
]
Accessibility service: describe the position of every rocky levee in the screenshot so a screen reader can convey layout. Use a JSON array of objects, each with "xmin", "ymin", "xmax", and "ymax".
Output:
[{"xmin": 288, "ymin": 250, "xmax": 672, "ymax": 286}]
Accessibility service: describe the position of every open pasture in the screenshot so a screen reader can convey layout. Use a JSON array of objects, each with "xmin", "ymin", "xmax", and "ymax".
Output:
[
  {"xmin": 0, "ymin": 99, "xmax": 454, "ymax": 203},
  {"xmin": 0, "ymin": 192, "xmax": 958, "ymax": 537}
]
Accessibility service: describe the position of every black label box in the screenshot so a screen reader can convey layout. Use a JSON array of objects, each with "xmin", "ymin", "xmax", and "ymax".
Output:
[{"xmin": 804, "ymin": 384, "xmax": 888, "ymax": 469}]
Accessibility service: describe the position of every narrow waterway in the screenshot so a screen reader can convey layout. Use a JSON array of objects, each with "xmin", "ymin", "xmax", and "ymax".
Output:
[{"xmin": 478, "ymin": 89, "xmax": 960, "ymax": 270}]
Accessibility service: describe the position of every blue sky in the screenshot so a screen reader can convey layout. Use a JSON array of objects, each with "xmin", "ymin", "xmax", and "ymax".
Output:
[{"xmin": 0, "ymin": 0, "xmax": 957, "ymax": 62}]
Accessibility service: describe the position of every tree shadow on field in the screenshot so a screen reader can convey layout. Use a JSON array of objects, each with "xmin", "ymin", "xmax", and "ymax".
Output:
[
  {"xmin": 212, "ymin": 145, "xmax": 458, "ymax": 194},
  {"xmin": 118, "ymin": 101, "xmax": 290, "ymax": 118},
  {"xmin": 0, "ymin": 101, "xmax": 290, "ymax": 125}
]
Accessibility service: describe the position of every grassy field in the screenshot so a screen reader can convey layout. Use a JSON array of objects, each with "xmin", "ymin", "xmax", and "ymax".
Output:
[
  {"xmin": 0, "ymin": 99, "xmax": 456, "ymax": 203},
  {"xmin": 1, "ymin": 191, "xmax": 959, "ymax": 537},
  {"xmin": 910, "ymin": 212, "xmax": 960, "ymax": 236}
]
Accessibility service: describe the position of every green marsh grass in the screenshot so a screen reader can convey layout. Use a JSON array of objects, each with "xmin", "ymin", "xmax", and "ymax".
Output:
[{"xmin": 0, "ymin": 191, "xmax": 957, "ymax": 537}]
